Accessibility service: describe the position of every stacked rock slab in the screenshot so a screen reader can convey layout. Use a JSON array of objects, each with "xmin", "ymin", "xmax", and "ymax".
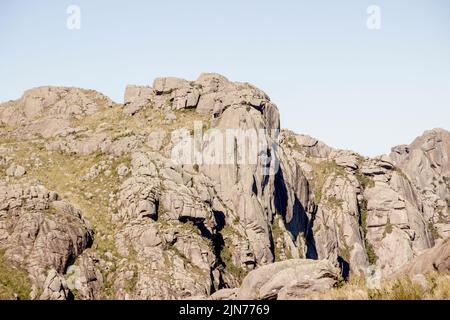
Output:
[{"xmin": 278, "ymin": 129, "xmax": 443, "ymax": 277}]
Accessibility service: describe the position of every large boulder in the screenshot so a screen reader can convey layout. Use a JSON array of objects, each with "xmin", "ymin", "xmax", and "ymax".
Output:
[
  {"xmin": 123, "ymin": 85, "xmax": 152, "ymax": 115},
  {"xmin": 229, "ymin": 259, "xmax": 339, "ymax": 300},
  {"xmin": 392, "ymin": 237, "xmax": 450, "ymax": 276}
]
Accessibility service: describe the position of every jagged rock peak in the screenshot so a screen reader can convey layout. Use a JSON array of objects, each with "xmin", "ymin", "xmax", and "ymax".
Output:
[
  {"xmin": 123, "ymin": 73, "xmax": 276, "ymax": 121},
  {"xmin": 1, "ymin": 72, "xmax": 449, "ymax": 300}
]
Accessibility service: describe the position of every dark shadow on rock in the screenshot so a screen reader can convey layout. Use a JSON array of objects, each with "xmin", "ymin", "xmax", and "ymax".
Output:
[
  {"xmin": 213, "ymin": 210, "xmax": 226, "ymax": 232},
  {"xmin": 274, "ymin": 165, "xmax": 318, "ymax": 260},
  {"xmin": 179, "ymin": 216, "xmax": 212, "ymax": 239},
  {"xmin": 304, "ymin": 203, "xmax": 318, "ymax": 260},
  {"xmin": 274, "ymin": 167, "xmax": 288, "ymax": 218},
  {"xmin": 180, "ymin": 212, "xmax": 230, "ymax": 289},
  {"xmin": 338, "ymin": 256, "xmax": 350, "ymax": 280}
]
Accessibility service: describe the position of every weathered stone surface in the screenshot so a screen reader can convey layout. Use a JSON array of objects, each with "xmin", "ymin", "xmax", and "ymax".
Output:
[
  {"xmin": 40, "ymin": 269, "xmax": 70, "ymax": 300},
  {"xmin": 116, "ymin": 163, "xmax": 129, "ymax": 177},
  {"xmin": 279, "ymin": 129, "xmax": 441, "ymax": 277},
  {"xmin": 123, "ymin": 85, "xmax": 152, "ymax": 115},
  {"xmin": 392, "ymin": 237, "xmax": 450, "ymax": 276},
  {"xmin": 0, "ymin": 87, "xmax": 113, "ymax": 140},
  {"xmin": 0, "ymin": 183, "xmax": 93, "ymax": 299},
  {"xmin": 390, "ymin": 128, "xmax": 450, "ymax": 224},
  {"xmin": 234, "ymin": 259, "xmax": 338, "ymax": 300},
  {"xmin": 113, "ymin": 218, "xmax": 217, "ymax": 299},
  {"xmin": 5, "ymin": 165, "xmax": 26, "ymax": 177},
  {"xmin": 364, "ymin": 179, "xmax": 433, "ymax": 276},
  {"xmin": 334, "ymin": 154, "xmax": 359, "ymax": 170},
  {"xmin": 0, "ymin": 74, "xmax": 448, "ymax": 300},
  {"xmin": 210, "ymin": 288, "xmax": 239, "ymax": 300},
  {"xmin": 66, "ymin": 252, "xmax": 104, "ymax": 300}
]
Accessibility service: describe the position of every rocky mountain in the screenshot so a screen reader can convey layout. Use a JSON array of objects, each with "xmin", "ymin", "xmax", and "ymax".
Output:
[{"xmin": 0, "ymin": 73, "xmax": 449, "ymax": 300}]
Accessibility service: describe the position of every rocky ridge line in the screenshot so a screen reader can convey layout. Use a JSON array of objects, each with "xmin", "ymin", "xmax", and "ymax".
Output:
[{"xmin": 0, "ymin": 73, "xmax": 448, "ymax": 300}]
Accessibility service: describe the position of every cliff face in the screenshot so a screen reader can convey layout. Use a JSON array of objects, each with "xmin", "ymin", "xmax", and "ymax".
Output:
[
  {"xmin": 390, "ymin": 128, "xmax": 450, "ymax": 238},
  {"xmin": 0, "ymin": 74, "xmax": 448, "ymax": 300}
]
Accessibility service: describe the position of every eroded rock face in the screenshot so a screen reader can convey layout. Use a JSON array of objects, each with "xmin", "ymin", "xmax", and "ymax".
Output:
[
  {"xmin": 111, "ymin": 151, "xmax": 221, "ymax": 299},
  {"xmin": 0, "ymin": 73, "xmax": 448, "ymax": 300},
  {"xmin": 390, "ymin": 128, "xmax": 450, "ymax": 233},
  {"xmin": 218, "ymin": 259, "xmax": 339, "ymax": 300},
  {"xmin": 363, "ymin": 176, "xmax": 432, "ymax": 275},
  {"xmin": 122, "ymin": 73, "xmax": 283, "ymax": 273},
  {"xmin": 123, "ymin": 85, "xmax": 153, "ymax": 116},
  {"xmin": 0, "ymin": 182, "xmax": 93, "ymax": 299},
  {"xmin": 113, "ymin": 222, "xmax": 216, "ymax": 299},
  {"xmin": 65, "ymin": 251, "xmax": 104, "ymax": 300},
  {"xmin": 0, "ymin": 87, "xmax": 113, "ymax": 139},
  {"xmin": 391, "ymin": 129, "xmax": 450, "ymax": 188},
  {"xmin": 278, "ymin": 129, "xmax": 444, "ymax": 277},
  {"xmin": 40, "ymin": 269, "xmax": 71, "ymax": 300},
  {"xmin": 5, "ymin": 165, "xmax": 26, "ymax": 177},
  {"xmin": 392, "ymin": 237, "xmax": 450, "ymax": 276},
  {"xmin": 199, "ymin": 102, "xmax": 280, "ymax": 266}
]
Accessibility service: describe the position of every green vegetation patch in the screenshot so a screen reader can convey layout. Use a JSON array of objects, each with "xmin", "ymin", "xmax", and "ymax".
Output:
[
  {"xmin": 0, "ymin": 251, "xmax": 32, "ymax": 300},
  {"xmin": 219, "ymin": 237, "xmax": 247, "ymax": 282},
  {"xmin": 383, "ymin": 218, "xmax": 393, "ymax": 237},
  {"xmin": 308, "ymin": 160, "xmax": 346, "ymax": 204},
  {"xmin": 359, "ymin": 198, "xmax": 378, "ymax": 264},
  {"xmin": 428, "ymin": 222, "xmax": 441, "ymax": 240},
  {"xmin": 355, "ymin": 172, "xmax": 375, "ymax": 189}
]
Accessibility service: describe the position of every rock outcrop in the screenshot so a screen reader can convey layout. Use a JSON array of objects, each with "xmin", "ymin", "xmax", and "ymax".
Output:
[
  {"xmin": 212, "ymin": 259, "xmax": 339, "ymax": 300},
  {"xmin": 392, "ymin": 237, "xmax": 450, "ymax": 276},
  {"xmin": 390, "ymin": 128, "xmax": 450, "ymax": 238},
  {"xmin": 278, "ymin": 128, "xmax": 449, "ymax": 277},
  {"xmin": 0, "ymin": 183, "xmax": 93, "ymax": 299},
  {"xmin": 0, "ymin": 73, "xmax": 448, "ymax": 300},
  {"xmin": 0, "ymin": 87, "xmax": 113, "ymax": 139}
]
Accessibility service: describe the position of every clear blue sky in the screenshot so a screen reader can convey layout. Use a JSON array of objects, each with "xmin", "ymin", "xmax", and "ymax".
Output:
[{"xmin": 1, "ymin": 0, "xmax": 449, "ymax": 156}]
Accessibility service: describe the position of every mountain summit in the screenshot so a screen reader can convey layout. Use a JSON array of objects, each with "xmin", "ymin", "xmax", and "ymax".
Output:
[{"xmin": 0, "ymin": 74, "xmax": 449, "ymax": 300}]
